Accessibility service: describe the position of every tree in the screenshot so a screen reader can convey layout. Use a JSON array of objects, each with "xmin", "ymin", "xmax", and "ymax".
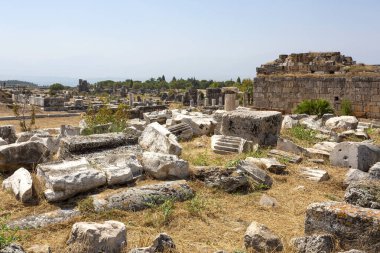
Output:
[
  {"xmin": 49, "ymin": 83, "xmax": 65, "ymax": 95},
  {"xmin": 237, "ymin": 77, "xmax": 241, "ymax": 84}
]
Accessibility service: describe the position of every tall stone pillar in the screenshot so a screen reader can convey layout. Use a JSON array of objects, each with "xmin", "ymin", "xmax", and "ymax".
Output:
[
  {"xmin": 197, "ymin": 93, "xmax": 202, "ymax": 106},
  {"xmin": 211, "ymin": 99, "xmax": 216, "ymax": 106},
  {"xmin": 190, "ymin": 99, "xmax": 194, "ymax": 107},
  {"xmin": 235, "ymin": 99, "xmax": 240, "ymax": 107},
  {"xmin": 224, "ymin": 93, "xmax": 236, "ymax": 111},
  {"xmin": 243, "ymin": 92, "xmax": 248, "ymax": 107},
  {"xmin": 129, "ymin": 93, "xmax": 134, "ymax": 106},
  {"xmin": 204, "ymin": 97, "xmax": 209, "ymax": 106},
  {"xmin": 219, "ymin": 96, "xmax": 223, "ymax": 106}
]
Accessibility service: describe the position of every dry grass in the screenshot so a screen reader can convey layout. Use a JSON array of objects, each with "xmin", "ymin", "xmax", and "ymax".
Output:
[{"xmin": 0, "ymin": 134, "xmax": 348, "ymax": 252}]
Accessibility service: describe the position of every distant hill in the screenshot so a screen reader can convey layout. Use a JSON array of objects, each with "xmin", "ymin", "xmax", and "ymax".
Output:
[{"xmin": 0, "ymin": 80, "xmax": 39, "ymax": 88}]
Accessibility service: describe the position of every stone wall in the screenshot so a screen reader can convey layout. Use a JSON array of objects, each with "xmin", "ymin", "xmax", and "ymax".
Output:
[{"xmin": 253, "ymin": 76, "xmax": 380, "ymax": 118}]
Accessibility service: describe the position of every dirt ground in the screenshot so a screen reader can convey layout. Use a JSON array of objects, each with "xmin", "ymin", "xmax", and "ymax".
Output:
[{"xmin": 0, "ymin": 135, "xmax": 347, "ymax": 253}]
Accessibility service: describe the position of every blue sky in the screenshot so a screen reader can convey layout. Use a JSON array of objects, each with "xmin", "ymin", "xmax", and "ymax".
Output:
[{"xmin": 1, "ymin": 0, "xmax": 380, "ymax": 85}]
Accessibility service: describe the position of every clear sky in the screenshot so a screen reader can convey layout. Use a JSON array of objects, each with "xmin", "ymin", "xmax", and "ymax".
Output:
[{"xmin": 1, "ymin": 0, "xmax": 380, "ymax": 85}]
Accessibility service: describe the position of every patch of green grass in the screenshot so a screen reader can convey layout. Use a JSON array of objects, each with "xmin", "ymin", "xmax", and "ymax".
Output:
[
  {"xmin": 77, "ymin": 197, "xmax": 96, "ymax": 215},
  {"xmin": 192, "ymin": 152, "xmax": 210, "ymax": 166},
  {"xmin": 0, "ymin": 216, "xmax": 19, "ymax": 248},
  {"xmin": 282, "ymin": 125, "xmax": 318, "ymax": 147},
  {"xmin": 186, "ymin": 195, "xmax": 207, "ymax": 217}
]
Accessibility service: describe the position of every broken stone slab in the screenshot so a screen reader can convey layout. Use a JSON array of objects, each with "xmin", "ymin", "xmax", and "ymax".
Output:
[
  {"xmin": 212, "ymin": 109, "xmax": 226, "ymax": 135},
  {"xmin": 142, "ymin": 152, "xmax": 190, "ymax": 180},
  {"xmin": 123, "ymin": 127, "xmax": 142, "ymax": 145},
  {"xmin": 330, "ymin": 142, "xmax": 380, "ymax": 172},
  {"xmin": 344, "ymin": 180, "xmax": 380, "ymax": 209},
  {"xmin": 325, "ymin": 116, "xmax": 358, "ymax": 131},
  {"xmin": 305, "ymin": 201, "xmax": 380, "ymax": 253},
  {"xmin": 0, "ymin": 125, "xmax": 17, "ymax": 144},
  {"xmin": 291, "ymin": 234, "xmax": 335, "ymax": 253},
  {"xmin": 59, "ymin": 133, "xmax": 128, "ymax": 159},
  {"xmin": 60, "ymin": 125, "xmax": 80, "ymax": 137},
  {"xmin": 0, "ymin": 141, "xmax": 49, "ymax": 171},
  {"xmin": 211, "ymin": 135, "xmax": 256, "ymax": 154},
  {"xmin": 8, "ymin": 208, "xmax": 80, "ymax": 229},
  {"xmin": 36, "ymin": 158, "xmax": 107, "ymax": 202},
  {"xmin": 180, "ymin": 116, "xmax": 216, "ymax": 136},
  {"xmin": 167, "ymin": 122, "xmax": 193, "ymax": 141},
  {"xmin": 268, "ymin": 149, "xmax": 302, "ymax": 163},
  {"xmin": 299, "ymin": 115, "xmax": 322, "ymax": 131},
  {"xmin": 308, "ymin": 158, "xmax": 325, "ymax": 164},
  {"xmin": 300, "ymin": 167, "xmax": 330, "ymax": 182},
  {"xmin": 277, "ymin": 137, "xmax": 308, "ymax": 155},
  {"xmin": 127, "ymin": 118, "xmax": 146, "ymax": 131},
  {"xmin": 343, "ymin": 169, "xmax": 370, "ymax": 187},
  {"xmin": 138, "ymin": 122, "xmax": 182, "ymax": 156},
  {"xmin": 129, "ymin": 233, "xmax": 176, "ymax": 253},
  {"xmin": 313, "ymin": 141, "xmax": 338, "ymax": 153},
  {"xmin": 281, "ymin": 114, "xmax": 308, "ymax": 129},
  {"xmin": 2, "ymin": 167, "xmax": 33, "ymax": 203},
  {"xmin": 244, "ymin": 157, "xmax": 286, "ymax": 174},
  {"xmin": 30, "ymin": 133, "xmax": 61, "ymax": 156},
  {"xmin": 305, "ymin": 148, "xmax": 330, "ymax": 158},
  {"xmin": 0, "ymin": 137, "xmax": 7, "ymax": 146},
  {"xmin": 67, "ymin": 220, "xmax": 126, "ymax": 253},
  {"xmin": 368, "ymin": 162, "xmax": 380, "ymax": 179},
  {"xmin": 91, "ymin": 180, "xmax": 194, "ymax": 212},
  {"xmin": 259, "ymin": 194, "xmax": 278, "ymax": 208},
  {"xmin": 192, "ymin": 166, "xmax": 250, "ymax": 193},
  {"xmin": 244, "ymin": 221, "xmax": 283, "ymax": 252},
  {"xmin": 143, "ymin": 110, "xmax": 171, "ymax": 124},
  {"xmin": 91, "ymin": 153, "xmax": 143, "ymax": 185},
  {"xmin": 237, "ymin": 160, "xmax": 273, "ymax": 188},
  {"xmin": 220, "ymin": 110, "xmax": 282, "ymax": 146}
]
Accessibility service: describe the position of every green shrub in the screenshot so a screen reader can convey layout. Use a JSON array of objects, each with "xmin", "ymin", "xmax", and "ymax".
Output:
[
  {"xmin": 341, "ymin": 99, "xmax": 353, "ymax": 116},
  {"xmin": 294, "ymin": 99, "xmax": 334, "ymax": 117}
]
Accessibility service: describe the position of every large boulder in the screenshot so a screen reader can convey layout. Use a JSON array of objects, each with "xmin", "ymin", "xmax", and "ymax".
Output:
[
  {"xmin": 305, "ymin": 202, "xmax": 380, "ymax": 252},
  {"xmin": 343, "ymin": 169, "xmax": 370, "ymax": 187},
  {"xmin": 219, "ymin": 110, "xmax": 282, "ymax": 146},
  {"xmin": 344, "ymin": 180, "xmax": 380, "ymax": 209},
  {"xmin": 281, "ymin": 114, "xmax": 308, "ymax": 129},
  {"xmin": 330, "ymin": 142, "xmax": 380, "ymax": 172},
  {"xmin": 91, "ymin": 180, "xmax": 194, "ymax": 212},
  {"xmin": 2, "ymin": 167, "xmax": 33, "ymax": 203},
  {"xmin": 36, "ymin": 158, "xmax": 107, "ymax": 202},
  {"xmin": 138, "ymin": 122, "xmax": 182, "ymax": 155},
  {"xmin": 244, "ymin": 157, "xmax": 286, "ymax": 174},
  {"xmin": 291, "ymin": 234, "xmax": 335, "ymax": 253},
  {"xmin": 180, "ymin": 116, "xmax": 216, "ymax": 136},
  {"xmin": 312, "ymin": 141, "xmax": 338, "ymax": 153},
  {"xmin": 192, "ymin": 166, "xmax": 250, "ymax": 193},
  {"xmin": 129, "ymin": 233, "xmax": 176, "ymax": 253},
  {"xmin": 237, "ymin": 159, "xmax": 273, "ymax": 188},
  {"xmin": 142, "ymin": 152, "xmax": 189, "ymax": 180},
  {"xmin": 325, "ymin": 116, "xmax": 358, "ymax": 131},
  {"xmin": 0, "ymin": 141, "xmax": 49, "ymax": 171},
  {"xmin": 244, "ymin": 221, "xmax": 283, "ymax": 252},
  {"xmin": 0, "ymin": 125, "xmax": 17, "ymax": 144},
  {"xmin": 67, "ymin": 220, "xmax": 126, "ymax": 253},
  {"xmin": 59, "ymin": 133, "xmax": 127, "ymax": 158}
]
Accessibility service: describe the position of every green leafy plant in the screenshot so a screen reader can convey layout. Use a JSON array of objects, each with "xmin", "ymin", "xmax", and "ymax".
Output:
[
  {"xmin": 192, "ymin": 152, "xmax": 209, "ymax": 166},
  {"xmin": 0, "ymin": 216, "xmax": 19, "ymax": 248},
  {"xmin": 294, "ymin": 99, "xmax": 334, "ymax": 117},
  {"xmin": 225, "ymin": 159, "xmax": 241, "ymax": 168},
  {"xmin": 160, "ymin": 199, "xmax": 175, "ymax": 225},
  {"xmin": 186, "ymin": 195, "xmax": 207, "ymax": 217},
  {"xmin": 340, "ymin": 99, "xmax": 353, "ymax": 116}
]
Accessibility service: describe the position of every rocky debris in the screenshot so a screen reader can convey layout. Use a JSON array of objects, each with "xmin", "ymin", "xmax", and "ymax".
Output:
[
  {"xmin": 330, "ymin": 142, "xmax": 380, "ymax": 172},
  {"xmin": 0, "ymin": 137, "xmax": 7, "ymax": 146},
  {"xmin": 142, "ymin": 152, "xmax": 190, "ymax": 180},
  {"xmin": 29, "ymin": 133, "xmax": 60, "ymax": 155},
  {"xmin": 139, "ymin": 122, "xmax": 182, "ymax": 156},
  {"xmin": 308, "ymin": 158, "xmax": 325, "ymax": 164},
  {"xmin": 143, "ymin": 110, "xmax": 171, "ymax": 124},
  {"xmin": 237, "ymin": 160, "xmax": 273, "ymax": 188},
  {"xmin": 259, "ymin": 194, "xmax": 278, "ymax": 207},
  {"xmin": 2, "ymin": 167, "xmax": 33, "ymax": 203},
  {"xmin": 344, "ymin": 180, "xmax": 380, "ymax": 209},
  {"xmin": 0, "ymin": 244, "xmax": 26, "ymax": 253},
  {"xmin": 0, "ymin": 141, "xmax": 49, "ymax": 171},
  {"xmin": 313, "ymin": 141, "xmax": 338, "ymax": 153},
  {"xmin": 277, "ymin": 137, "xmax": 308, "ymax": 155},
  {"xmin": 127, "ymin": 118, "xmax": 146, "ymax": 131},
  {"xmin": 244, "ymin": 157, "xmax": 286, "ymax": 174},
  {"xmin": 180, "ymin": 116, "xmax": 216, "ymax": 136},
  {"xmin": 129, "ymin": 233, "xmax": 176, "ymax": 253},
  {"xmin": 325, "ymin": 116, "xmax": 358, "ymax": 131},
  {"xmin": 281, "ymin": 114, "xmax": 308, "ymax": 129},
  {"xmin": 123, "ymin": 127, "xmax": 142, "ymax": 145},
  {"xmin": 212, "ymin": 109, "xmax": 226, "ymax": 135},
  {"xmin": 219, "ymin": 110, "xmax": 282, "ymax": 146},
  {"xmin": 91, "ymin": 180, "xmax": 194, "ymax": 212},
  {"xmin": 344, "ymin": 169, "xmax": 370, "ymax": 187},
  {"xmin": 291, "ymin": 234, "xmax": 335, "ymax": 253},
  {"xmin": 167, "ymin": 122, "xmax": 193, "ymax": 141},
  {"xmin": 26, "ymin": 245, "xmax": 51, "ymax": 253},
  {"xmin": 299, "ymin": 116, "xmax": 322, "ymax": 131},
  {"xmin": 305, "ymin": 148, "xmax": 330, "ymax": 158},
  {"xmin": 268, "ymin": 149, "xmax": 302, "ymax": 163},
  {"xmin": 192, "ymin": 166, "xmax": 249, "ymax": 193},
  {"xmin": 36, "ymin": 158, "xmax": 107, "ymax": 202},
  {"xmin": 0, "ymin": 125, "xmax": 17, "ymax": 144},
  {"xmin": 67, "ymin": 220, "xmax": 126, "ymax": 253},
  {"xmin": 305, "ymin": 201, "xmax": 380, "ymax": 252},
  {"xmin": 369, "ymin": 162, "xmax": 380, "ymax": 179},
  {"xmin": 337, "ymin": 250, "xmax": 366, "ymax": 253},
  {"xmin": 59, "ymin": 133, "xmax": 127, "ymax": 158},
  {"xmin": 60, "ymin": 125, "xmax": 80, "ymax": 137},
  {"xmin": 8, "ymin": 209, "xmax": 80, "ymax": 229},
  {"xmin": 211, "ymin": 135, "xmax": 255, "ymax": 154},
  {"xmin": 300, "ymin": 167, "xmax": 330, "ymax": 182},
  {"xmin": 244, "ymin": 221, "xmax": 283, "ymax": 252},
  {"xmin": 92, "ymin": 154, "xmax": 143, "ymax": 185}
]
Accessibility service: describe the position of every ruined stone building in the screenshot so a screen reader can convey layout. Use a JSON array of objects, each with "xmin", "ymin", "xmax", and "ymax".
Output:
[
  {"xmin": 253, "ymin": 52, "xmax": 380, "ymax": 118},
  {"xmin": 78, "ymin": 79, "xmax": 90, "ymax": 92}
]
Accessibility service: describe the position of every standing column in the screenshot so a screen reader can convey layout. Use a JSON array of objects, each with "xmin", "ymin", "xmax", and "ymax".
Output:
[
  {"xmin": 204, "ymin": 97, "xmax": 209, "ymax": 106},
  {"xmin": 211, "ymin": 99, "xmax": 216, "ymax": 106},
  {"xmin": 129, "ymin": 93, "xmax": 134, "ymax": 106},
  {"xmin": 224, "ymin": 93, "xmax": 236, "ymax": 111}
]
